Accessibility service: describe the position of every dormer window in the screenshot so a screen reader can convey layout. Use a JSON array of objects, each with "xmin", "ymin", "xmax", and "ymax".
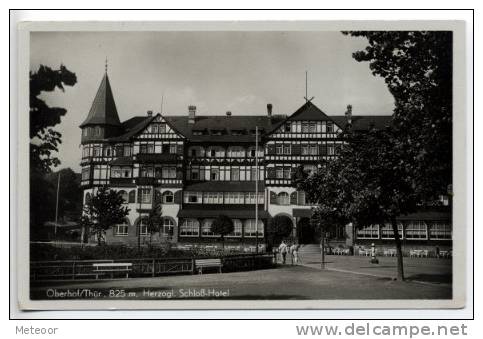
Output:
[{"xmin": 326, "ymin": 122, "xmax": 334, "ymax": 133}]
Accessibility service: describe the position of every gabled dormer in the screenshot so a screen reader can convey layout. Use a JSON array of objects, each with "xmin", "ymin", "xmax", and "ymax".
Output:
[{"xmin": 80, "ymin": 71, "xmax": 122, "ymax": 143}]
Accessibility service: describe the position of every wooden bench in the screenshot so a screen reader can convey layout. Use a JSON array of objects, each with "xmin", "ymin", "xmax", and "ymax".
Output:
[
  {"xmin": 195, "ymin": 258, "xmax": 222, "ymax": 275},
  {"xmin": 92, "ymin": 262, "xmax": 132, "ymax": 279}
]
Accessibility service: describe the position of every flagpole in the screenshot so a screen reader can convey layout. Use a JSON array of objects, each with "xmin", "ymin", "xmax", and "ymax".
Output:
[
  {"xmin": 255, "ymin": 126, "xmax": 259, "ymax": 254},
  {"xmin": 54, "ymin": 171, "xmax": 61, "ymax": 237}
]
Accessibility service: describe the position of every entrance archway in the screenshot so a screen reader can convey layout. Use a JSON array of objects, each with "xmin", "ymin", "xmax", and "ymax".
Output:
[{"xmin": 297, "ymin": 217, "xmax": 320, "ymax": 244}]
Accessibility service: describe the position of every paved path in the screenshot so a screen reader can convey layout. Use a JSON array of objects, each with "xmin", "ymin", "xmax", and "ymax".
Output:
[{"xmin": 31, "ymin": 264, "xmax": 451, "ymax": 300}]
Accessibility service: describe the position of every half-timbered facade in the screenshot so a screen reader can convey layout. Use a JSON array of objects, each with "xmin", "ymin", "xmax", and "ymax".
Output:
[{"xmin": 80, "ymin": 71, "xmax": 452, "ymax": 252}]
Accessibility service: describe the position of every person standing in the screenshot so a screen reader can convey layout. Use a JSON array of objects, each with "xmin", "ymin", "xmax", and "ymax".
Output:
[
  {"xmin": 279, "ymin": 240, "xmax": 288, "ymax": 264},
  {"xmin": 290, "ymin": 243, "xmax": 299, "ymax": 265}
]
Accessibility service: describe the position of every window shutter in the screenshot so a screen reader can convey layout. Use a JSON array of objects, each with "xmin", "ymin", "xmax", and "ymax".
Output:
[
  {"xmin": 174, "ymin": 190, "xmax": 182, "ymax": 204},
  {"xmin": 269, "ymin": 191, "xmax": 277, "ymax": 204},
  {"xmin": 267, "ymin": 144, "xmax": 275, "ymax": 155},
  {"xmin": 267, "ymin": 168, "xmax": 275, "ymax": 179},
  {"xmin": 292, "ymin": 144, "xmax": 301, "ymax": 155},
  {"xmin": 177, "ymin": 145, "xmax": 184, "ymax": 155},
  {"xmin": 290, "ymin": 192, "xmax": 298, "ymax": 205},
  {"xmin": 128, "ymin": 190, "xmax": 136, "ymax": 203},
  {"xmin": 319, "ymin": 144, "xmax": 328, "ymax": 156}
]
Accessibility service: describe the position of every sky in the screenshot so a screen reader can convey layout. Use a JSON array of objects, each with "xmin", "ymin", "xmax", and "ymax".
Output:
[{"xmin": 30, "ymin": 31, "xmax": 395, "ymax": 172}]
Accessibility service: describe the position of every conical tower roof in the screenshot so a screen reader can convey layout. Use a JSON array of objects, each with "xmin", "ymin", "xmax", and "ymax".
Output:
[{"xmin": 80, "ymin": 72, "xmax": 121, "ymax": 127}]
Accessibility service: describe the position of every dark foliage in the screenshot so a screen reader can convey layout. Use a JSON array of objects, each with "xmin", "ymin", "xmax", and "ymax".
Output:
[{"xmin": 211, "ymin": 215, "xmax": 234, "ymax": 250}]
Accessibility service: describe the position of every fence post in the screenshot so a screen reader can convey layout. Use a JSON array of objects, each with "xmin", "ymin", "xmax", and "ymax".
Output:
[{"xmin": 152, "ymin": 259, "xmax": 155, "ymax": 277}]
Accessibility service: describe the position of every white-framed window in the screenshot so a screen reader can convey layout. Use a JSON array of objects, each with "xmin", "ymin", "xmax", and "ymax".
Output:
[
  {"xmin": 111, "ymin": 167, "xmax": 122, "ymax": 178},
  {"xmin": 201, "ymin": 219, "xmax": 217, "ymax": 237},
  {"xmin": 151, "ymin": 124, "xmax": 158, "ymax": 133},
  {"xmin": 276, "ymin": 168, "xmax": 284, "ymax": 179},
  {"xmin": 122, "ymin": 168, "xmax": 131, "ymax": 178},
  {"xmin": 162, "ymin": 167, "xmax": 177, "ymax": 179},
  {"xmin": 327, "ymin": 145, "xmax": 335, "ymax": 156},
  {"xmin": 380, "ymin": 223, "xmax": 404, "ymax": 239},
  {"xmin": 231, "ymin": 167, "xmax": 240, "ymax": 181},
  {"xmin": 284, "ymin": 123, "xmax": 291, "ymax": 132},
  {"xmin": 229, "ymin": 219, "xmax": 243, "ymax": 237},
  {"xmin": 224, "ymin": 192, "xmax": 244, "ymax": 204},
  {"xmin": 203, "ymin": 192, "xmax": 224, "ymax": 204},
  {"xmin": 114, "ymin": 220, "xmax": 129, "ymax": 236},
  {"xmin": 104, "ymin": 147, "xmax": 112, "ymax": 157},
  {"xmin": 244, "ymin": 219, "xmax": 264, "ymax": 237},
  {"xmin": 139, "ymin": 188, "xmax": 152, "ymax": 204},
  {"xmin": 82, "ymin": 147, "xmax": 89, "ymax": 157},
  {"xmin": 429, "ymin": 222, "xmax": 452, "ymax": 240},
  {"xmin": 95, "ymin": 126, "xmax": 102, "ymax": 136},
  {"xmin": 245, "ymin": 192, "xmax": 264, "ymax": 204},
  {"xmin": 301, "ymin": 145, "xmax": 309, "ymax": 155},
  {"xmin": 184, "ymin": 191, "xmax": 203, "ymax": 203},
  {"xmin": 210, "ymin": 168, "xmax": 220, "ymax": 180},
  {"xmin": 207, "ymin": 147, "xmax": 224, "ymax": 158},
  {"xmin": 124, "ymin": 145, "xmax": 131, "ymax": 156},
  {"xmin": 161, "ymin": 218, "xmax": 175, "ymax": 238},
  {"xmin": 276, "ymin": 144, "xmax": 283, "ymax": 155},
  {"xmin": 283, "ymin": 168, "xmax": 292, "ymax": 179},
  {"xmin": 119, "ymin": 190, "xmax": 128, "ymax": 203},
  {"xmin": 169, "ymin": 144, "xmax": 177, "ymax": 154},
  {"xmin": 310, "ymin": 145, "xmax": 318, "ymax": 155},
  {"xmin": 356, "ymin": 225, "xmax": 379, "ymax": 239},
  {"xmin": 228, "ymin": 147, "xmax": 245, "ymax": 158},
  {"xmin": 137, "ymin": 218, "xmax": 149, "ymax": 236},
  {"xmin": 309, "ymin": 122, "xmax": 316, "ymax": 133},
  {"xmin": 93, "ymin": 146, "xmax": 101, "ymax": 157},
  {"xmin": 190, "ymin": 168, "xmax": 200, "ymax": 180},
  {"xmin": 277, "ymin": 192, "xmax": 290, "ymax": 205},
  {"xmin": 283, "ymin": 145, "xmax": 291, "ymax": 155},
  {"xmin": 301, "ymin": 122, "xmax": 309, "ymax": 133},
  {"xmin": 405, "ymin": 221, "xmax": 428, "ymax": 240},
  {"xmin": 298, "ymin": 191, "xmax": 306, "ymax": 205},
  {"xmin": 180, "ymin": 219, "xmax": 200, "ymax": 237},
  {"xmin": 326, "ymin": 122, "xmax": 334, "ymax": 133},
  {"xmin": 82, "ymin": 168, "xmax": 90, "ymax": 180},
  {"xmin": 162, "ymin": 191, "xmax": 174, "ymax": 204}
]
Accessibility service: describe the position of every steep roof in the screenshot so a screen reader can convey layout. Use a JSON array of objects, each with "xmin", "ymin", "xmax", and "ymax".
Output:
[{"xmin": 80, "ymin": 73, "xmax": 121, "ymax": 127}]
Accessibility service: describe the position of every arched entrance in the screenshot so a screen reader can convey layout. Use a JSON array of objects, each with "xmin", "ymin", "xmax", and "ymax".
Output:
[{"xmin": 297, "ymin": 217, "xmax": 320, "ymax": 244}]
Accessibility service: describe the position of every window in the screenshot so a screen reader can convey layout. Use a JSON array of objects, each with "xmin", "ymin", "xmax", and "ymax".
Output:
[
  {"xmin": 298, "ymin": 191, "xmax": 307, "ymax": 205},
  {"xmin": 284, "ymin": 123, "xmax": 291, "ymax": 132},
  {"xmin": 276, "ymin": 144, "xmax": 283, "ymax": 155},
  {"xmin": 190, "ymin": 148, "xmax": 198, "ymax": 157},
  {"xmin": 128, "ymin": 190, "xmax": 136, "ymax": 203},
  {"xmin": 180, "ymin": 219, "xmax": 199, "ymax": 236},
  {"xmin": 276, "ymin": 168, "xmax": 284, "ymax": 179},
  {"xmin": 224, "ymin": 192, "xmax": 244, "ymax": 204},
  {"xmin": 201, "ymin": 219, "xmax": 217, "ymax": 237},
  {"xmin": 380, "ymin": 223, "xmax": 404, "ymax": 239},
  {"xmin": 277, "ymin": 192, "xmax": 290, "ymax": 205},
  {"xmin": 203, "ymin": 192, "xmax": 224, "ymax": 204},
  {"xmin": 139, "ymin": 188, "xmax": 152, "ymax": 203},
  {"xmin": 302, "ymin": 145, "xmax": 309, "ymax": 155},
  {"xmin": 356, "ymin": 225, "xmax": 379, "ymax": 239},
  {"xmin": 93, "ymin": 147, "xmax": 101, "ymax": 157},
  {"xmin": 244, "ymin": 219, "xmax": 264, "ymax": 237},
  {"xmin": 84, "ymin": 192, "xmax": 91, "ymax": 204},
  {"xmin": 151, "ymin": 124, "xmax": 158, "ymax": 133},
  {"xmin": 301, "ymin": 122, "xmax": 309, "ymax": 133},
  {"xmin": 429, "ymin": 222, "xmax": 452, "ymax": 240},
  {"xmin": 405, "ymin": 221, "xmax": 428, "ymax": 240},
  {"xmin": 140, "ymin": 167, "xmax": 153, "ymax": 178},
  {"xmin": 159, "ymin": 123, "xmax": 166, "ymax": 133},
  {"xmin": 310, "ymin": 145, "xmax": 318, "ymax": 155},
  {"xmin": 245, "ymin": 192, "xmax": 264, "ymax": 204},
  {"xmin": 283, "ymin": 145, "xmax": 291, "ymax": 155},
  {"xmin": 327, "ymin": 145, "xmax": 335, "ymax": 156},
  {"xmin": 162, "ymin": 167, "xmax": 177, "ymax": 179},
  {"xmin": 326, "ymin": 122, "xmax": 334, "ymax": 133},
  {"xmin": 169, "ymin": 144, "xmax": 177, "ymax": 154},
  {"xmin": 82, "ymin": 168, "xmax": 90, "ymax": 180},
  {"xmin": 114, "ymin": 220, "xmax": 129, "ymax": 236},
  {"xmin": 119, "ymin": 190, "xmax": 128, "ymax": 203},
  {"xmin": 137, "ymin": 219, "xmax": 148, "ymax": 236},
  {"xmin": 140, "ymin": 144, "xmax": 154, "ymax": 154},
  {"xmin": 250, "ymin": 167, "xmax": 258, "ymax": 181},
  {"xmin": 249, "ymin": 148, "xmax": 256, "ymax": 157},
  {"xmin": 231, "ymin": 167, "xmax": 240, "ymax": 181},
  {"xmin": 283, "ymin": 168, "xmax": 292, "ymax": 179},
  {"xmin": 229, "ymin": 219, "xmax": 243, "ymax": 237},
  {"xmin": 303, "ymin": 164, "xmax": 317, "ymax": 176},
  {"xmin": 228, "ymin": 147, "xmax": 244, "ymax": 158},
  {"xmin": 162, "ymin": 191, "xmax": 174, "ymax": 204},
  {"xmin": 83, "ymin": 128, "xmax": 88, "ymax": 137},
  {"xmin": 210, "ymin": 168, "xmax": 219, "ymax": 180},
  {"xmin": 122, "ymin": 168, "xmax": 131, "ymax": 178},
  {"xmin": 190, "ymin": 168, "xmax": 200, "ymax": 180},
  {"xmin": 111, "ymin": 167, "xmax": 122, "ymax": 178},
  {"xmin": 104, "ymin": 147, "xmax": 112, "ymax": 157},
  {"xmin": 184, "ymin": 192, "xmax": 202, "ymax": 203},
  {"xmin": 95, "ymin": 126, "xmax": 102, "ymax": 136},
  {"xmin": 82, "ymin": 147, "xmax": 89, "ymax": 158},
  {"xmin": 309, "ymin": 122, "xmax": 316, "ymax": 133},
  {"xmin": 161, "ymin": 218, "xmax": 174, "ymax": 238},
  {"xmin": 124, "ymin": 145, "xmax": 131, "ymax": 156}
]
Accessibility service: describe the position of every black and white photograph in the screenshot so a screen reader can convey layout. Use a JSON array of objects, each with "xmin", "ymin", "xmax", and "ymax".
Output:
[{"xmin": 15, "ymin": 20, "xmax": 468, "ymax": 310}]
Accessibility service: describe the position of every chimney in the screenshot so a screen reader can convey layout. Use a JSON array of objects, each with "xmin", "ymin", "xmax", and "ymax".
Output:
[
  {"xmin": 188, "ymin": 105, "xmax": 196, "ymax": 124},
  {"xmin": 345, "ymin": 104, "xmax": 352, "ymax": 126},
  {"xmin": 267, "ymin": 103, "xmax": 273, "ymax": 117},
  {"xmin": 226, "ymin": 111, "xmax": 232, "ymax": 117},
  {"xmin": 147, "ymin": 110, "xmax": 153, "ymax": 117}
]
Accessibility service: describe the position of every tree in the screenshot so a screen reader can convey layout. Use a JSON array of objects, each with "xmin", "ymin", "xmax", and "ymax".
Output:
[
  {"xmin": 211, "ymin": 215, "xmax": 234, "ymax": 252},
  {"xmin": 80, "ymin": 186, "xmax": 130, "ymax": 245},
  {"xmin": 295, "ymin": 127, "xmax": 419, "ymax": 280},
  {"xmin": 267, "ymin": 215, "xmax": 293, "ymax": 247},
  {"xmin": 146, "ymin": 194, "xmax": 163, "ymax": 246},
  {"xmin": 45, "ymin": 168, "xmax": 83, "ymax": 220},
  {"xmin": 342, "ymin": 31, "xmax": 452, "ymax": 202},
  {"xmin": 30, "ymin": 65, "xmax": 77, "ymax": 174}
]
